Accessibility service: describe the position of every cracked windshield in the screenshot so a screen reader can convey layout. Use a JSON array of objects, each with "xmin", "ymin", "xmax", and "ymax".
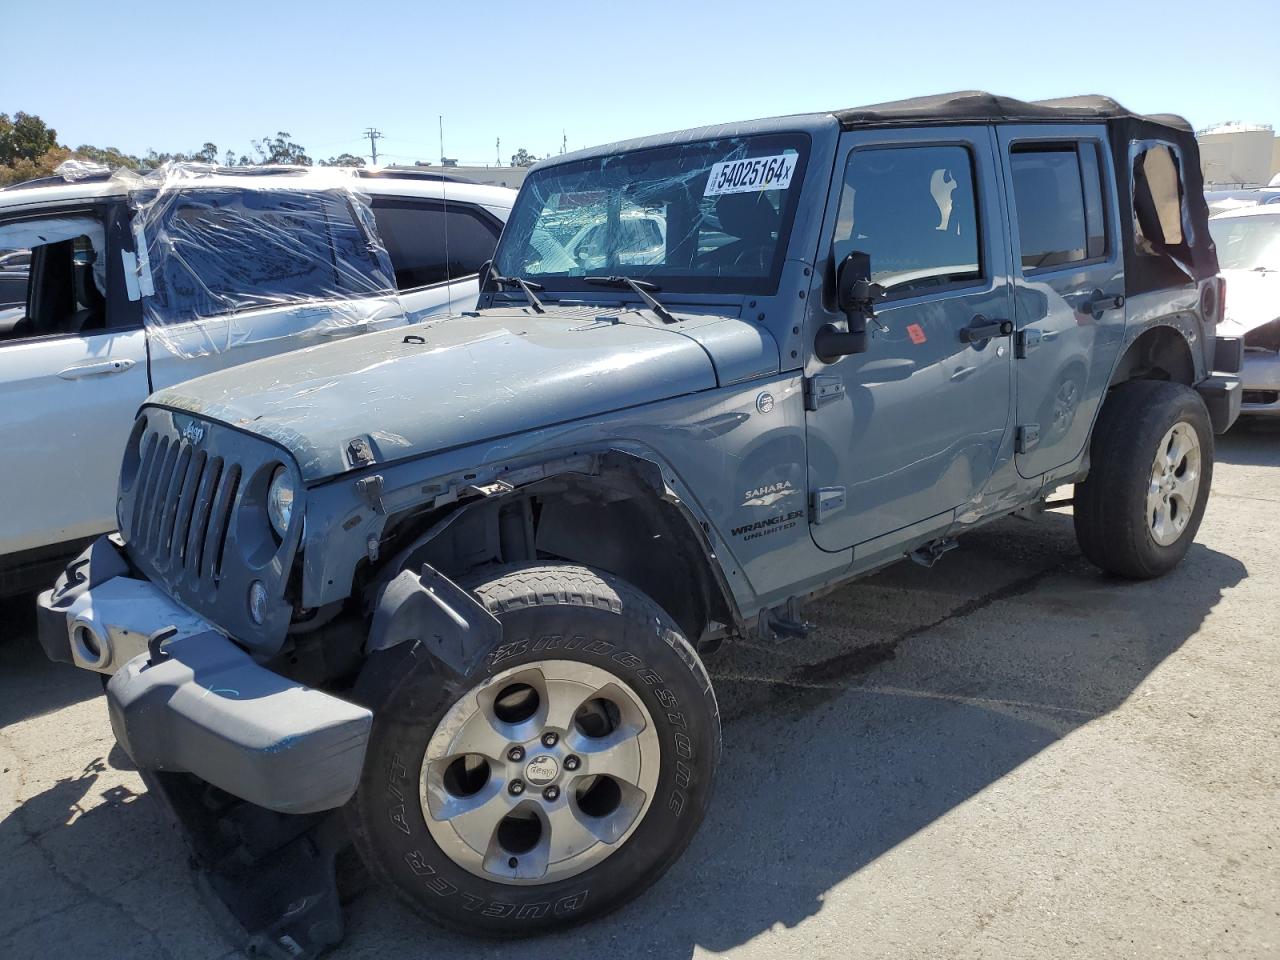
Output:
[{"xmin": 494, "ymin": 133, "xmax": 807, "ymax": 292}]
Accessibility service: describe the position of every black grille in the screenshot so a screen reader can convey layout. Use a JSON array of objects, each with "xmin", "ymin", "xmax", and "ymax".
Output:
[
  {"xmin": 119, "ymin": 407, "xmax": 302, "ymax": 655},
  {"xmin": 129, "ymin": 434, "xmax": 242, "ymax": 587}
]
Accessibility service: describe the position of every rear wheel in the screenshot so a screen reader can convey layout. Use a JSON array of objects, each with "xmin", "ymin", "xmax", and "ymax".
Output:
[
  {"xmin": 1074, "ymin": 380, "xmax": 1214, "ymax": 578},
  {"xmin": 347, "ymin": 563, "xmax": 720, "ymax": 936}
]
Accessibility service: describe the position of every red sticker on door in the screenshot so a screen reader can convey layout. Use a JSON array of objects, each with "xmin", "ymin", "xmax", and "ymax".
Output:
[{"xmin": 906, "ymin": 323, "xmax": 927, "ymax": 344}]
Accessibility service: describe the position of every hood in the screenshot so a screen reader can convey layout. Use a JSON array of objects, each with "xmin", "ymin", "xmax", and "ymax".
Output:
[
  {"xmin": 150, "ymin": 306, "xmax": 776, "ymax": 481},
  {"xmin": 1219, "ymin": 268, "xmax": 1280, "ymax": 337}
]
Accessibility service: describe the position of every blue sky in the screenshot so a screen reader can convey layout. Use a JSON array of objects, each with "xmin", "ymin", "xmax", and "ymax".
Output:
[{"xmin": 3, "ymin": 0, "xmax": 1276, "ymax": 166}]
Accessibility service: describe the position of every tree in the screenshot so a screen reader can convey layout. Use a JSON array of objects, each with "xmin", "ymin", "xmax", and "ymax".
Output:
[
  {"xmin": 0, "ymin": 145, "xmax": 71, "ymax": 186},
  {"xmin": 0, "ymin": 111, "xmax": 59, "ymax": 166},
  {"xmin": 511, "ymin": 148, "xmax": 538, "ymax": 167},
  {"xmin": 248, "ymin": 132, "xmax": 312, "ymax": 166},
  {"xmin": 320, "ymin": 153, "xmax": 366, "ymax": 167},
  {"xmin": 70, "ymin": 144, "xmax": 144, "ymax": 172}
]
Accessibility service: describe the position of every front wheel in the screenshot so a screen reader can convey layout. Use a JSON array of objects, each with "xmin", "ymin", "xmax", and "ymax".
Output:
[
  {"xmin": 1074, "ymin": 380, "xmax": 1214, "ymax": 578},
  {"xmin": 346, "ymin": 563, "xmax": 720, "ymax": 936}
]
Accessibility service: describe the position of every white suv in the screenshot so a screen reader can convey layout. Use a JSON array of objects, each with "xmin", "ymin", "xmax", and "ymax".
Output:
[{"xmin": 0, "ymin": 164, "xmax": 514, "ymax": 594}]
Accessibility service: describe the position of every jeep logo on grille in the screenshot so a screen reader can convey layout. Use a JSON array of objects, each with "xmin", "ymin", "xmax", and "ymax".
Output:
[{"xmin": 180, "ymin": 421, "xmax": 205, "ymax": 445}]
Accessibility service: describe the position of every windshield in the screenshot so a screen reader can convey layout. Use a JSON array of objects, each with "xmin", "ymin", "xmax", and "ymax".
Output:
[
  {"xmin": 1209, "ymin": 214, "xmax": 1280, "ymax": 271},
  {"xmin": 494, "ymin": 133, "xmax": 809, "ymax": 295}
]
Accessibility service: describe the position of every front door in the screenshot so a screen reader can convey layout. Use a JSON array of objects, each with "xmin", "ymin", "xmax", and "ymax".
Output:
[
  {"xmin": 806, "ymin": 127, "xmax": 1013, "ymax": 552},
  {"xmin": 0, "ymin": 203, "xmax": 149, "ymax": 557},
  {"xmin": 995, "ymin": 124, "xmax": 1127, "ymax": 478}
]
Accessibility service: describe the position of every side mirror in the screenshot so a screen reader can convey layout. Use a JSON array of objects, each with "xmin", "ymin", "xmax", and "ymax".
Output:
[{"xmin": 816, "ymin": 251, "xmax": 886, "ymax": 362}]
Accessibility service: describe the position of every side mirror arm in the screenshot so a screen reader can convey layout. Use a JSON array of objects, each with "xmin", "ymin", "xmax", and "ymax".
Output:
[{"xmin": 817, "ymin": 278, "xmax": 886, "ymax": 362}]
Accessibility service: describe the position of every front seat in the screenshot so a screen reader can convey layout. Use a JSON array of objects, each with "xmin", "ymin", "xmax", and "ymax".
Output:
[
  {"xmin": 58, "ymin": 256, "xmax": 106, "ymax": 334},
  {"xmin": 704, "ymin": 192, "xmax": 780, "ymax": 272}
]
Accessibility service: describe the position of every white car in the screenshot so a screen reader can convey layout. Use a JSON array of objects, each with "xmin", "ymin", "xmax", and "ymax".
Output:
[
  {"xmin": 0, "ymin": 165, "xmax": 514, "ymax": 594},
  {"xmin": 1209, "ymin": 205, "xmax": 1280, "ymax": 418}
]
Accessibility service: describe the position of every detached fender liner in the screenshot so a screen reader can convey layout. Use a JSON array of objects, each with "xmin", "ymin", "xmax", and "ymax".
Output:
[{"xmin": 107, "ymin": 632, "xmax": 372, "ymax": 815}]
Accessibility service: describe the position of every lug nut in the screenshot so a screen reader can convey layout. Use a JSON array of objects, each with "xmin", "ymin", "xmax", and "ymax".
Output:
[
  {"xmin": 507, "ymin": 746, "xmax": 525, "ymax": 762},
  {"xmin": 542, "ymin": 785, "xmax": 560, "ymax": 802},
  {"xmin": 564, "ymin": 755, "xmax": 580, "ymax": 771},
  {"xmin": 541, "ymin": 732, "xmax": 559, "ymax": 747},
  {"xmin": 508, "ymin": 779, "xmax": 525, "ymax": 796}
]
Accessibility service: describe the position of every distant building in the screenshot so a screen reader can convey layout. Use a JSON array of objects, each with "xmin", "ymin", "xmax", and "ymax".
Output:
[
  {"xmin": 400, "ymin": 163, "xmax": 531, "ymax": 190},
  {"xmin": 1197, "ymin": 122, "xmax": 1280, "ymax": 187}
]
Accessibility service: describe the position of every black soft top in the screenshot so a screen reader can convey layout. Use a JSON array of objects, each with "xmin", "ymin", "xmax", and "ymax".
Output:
[
  {"xmin": 829, "ymin": 90, "xmax": 1214, "ymax": 291},
  {"xmin": 831, "ymin": 90, "xmax": 1192, "ymax": 133}
]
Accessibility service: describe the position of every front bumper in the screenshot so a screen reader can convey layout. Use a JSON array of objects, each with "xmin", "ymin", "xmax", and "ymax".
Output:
[
  {"xmin": 1239, "ymin": 349, "xmax": 1280, "ymax": 417},
  {"xmin": 38, "ymin": 538, "xmax": 372, "ymax": 815}
]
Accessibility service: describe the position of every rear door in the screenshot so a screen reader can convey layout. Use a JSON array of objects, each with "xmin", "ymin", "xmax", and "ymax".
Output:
[
  {"xmin": 369, "ymin": 196, "xmax": 505, "ymax": 320},
  {"xmin": 0, "ymin": 202, "xmax": 149, "ymax": 557},
  {"xmin": 805, "ymin": 126, "xmax": 1014, "ymax": 551},
  {"xmin": 996, "ymin": 124, "xmax": 1126, "ymax": 478}
]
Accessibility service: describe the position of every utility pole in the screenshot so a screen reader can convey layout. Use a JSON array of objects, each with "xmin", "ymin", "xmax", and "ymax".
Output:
[
  {"xmin": 562, "ymin": 130, "xmax": 567, "ymax": 155},
  {"xmin": 363, "ymin": 127, "xmax": 383, "ymax": 165},
  {"xmin": 496, "ymin": 137, "xmax": 501, "ymax": 166},
  {"xmin": 439, "ymin": 115, "xmax": 445, "ymax": 165}
]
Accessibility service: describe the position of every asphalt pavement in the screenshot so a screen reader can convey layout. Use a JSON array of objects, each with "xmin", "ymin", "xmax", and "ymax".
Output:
[{"xmin": 1, "ymin": 422, "xmax": 1277, "ymax": 959}]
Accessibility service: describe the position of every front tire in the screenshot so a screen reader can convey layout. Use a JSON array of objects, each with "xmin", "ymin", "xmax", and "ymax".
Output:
[
  {"xmin": 346, "ymin": 563, "xmax": 720, "ymax": 936},
  {"xmin": 1074, "ymin": 380, "xmax": 1214, "ymax": 578}
]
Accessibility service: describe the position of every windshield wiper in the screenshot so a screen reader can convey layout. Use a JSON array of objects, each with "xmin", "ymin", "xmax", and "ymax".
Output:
[
  {"xmin": 488, "ymin": 269, "xmax": 546, "ymax": 314},
  {"xmin": 583, "ymin": 276, "xmax": 678, "ymax": 324}
]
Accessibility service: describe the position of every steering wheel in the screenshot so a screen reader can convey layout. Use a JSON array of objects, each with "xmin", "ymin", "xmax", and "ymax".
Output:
[{"xmin": 732, "ymin": 246, "xmax": 770, "ymax": 272}]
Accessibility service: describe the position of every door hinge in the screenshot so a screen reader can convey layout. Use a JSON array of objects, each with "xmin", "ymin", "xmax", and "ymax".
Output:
[
  {"xmin": 810, "ymin": 486, "xmax": 846, "ymax": 524},
  {"xmin": 1016, "ymin": 424, "xmax": 1040, "ymax": 454},
  {"xmin": 804, "ymin": 375, "xmax": 846, "ymax": 411},
  {"xmin": 1015, "ymin": 328, "xmax": 1041, "ymax": 358}
]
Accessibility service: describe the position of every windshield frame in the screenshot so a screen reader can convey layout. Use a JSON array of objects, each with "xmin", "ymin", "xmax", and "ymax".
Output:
[{"xmin": 492, "ymin": 131, "xmax": 812, "ymax": 297}]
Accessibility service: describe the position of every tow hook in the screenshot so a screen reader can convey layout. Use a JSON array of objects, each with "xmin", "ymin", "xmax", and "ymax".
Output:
[{"xmin": 146, "ymin": 625, "xmax": 178, "ymax": 665}]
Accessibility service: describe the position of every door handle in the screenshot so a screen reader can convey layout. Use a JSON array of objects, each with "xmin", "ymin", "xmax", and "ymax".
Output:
[
  {"xmin": 57, "ymin": 358, "xmax": 136, "ymax": 380},
  {"xmin": 1084, "ymin": 290, "xmax": 1125, "ymax": 315},
  {"xmin": 959, "ymin": 316, "xmax": 1013, "ymax": 344}
]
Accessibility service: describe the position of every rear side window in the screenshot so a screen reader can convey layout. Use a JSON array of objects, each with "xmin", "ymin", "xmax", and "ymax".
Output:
[
  {"xmin": 1132, "ymin": 142, "xmax": 1185, "ymax": 255},
  {"xmin": 1009, "ymin": 143, "xmax": 1108, "ymax": 270},
  {"xmin": 833, "ymin": 144, "xmax": 983, "ymax": 296},
  {"xmin": 371, "ymin": 199, "xmax": 502, "ymax": 290},
  {"xmin": 146, "ymin": 188, "xmax": 388, "ymax": 324}
]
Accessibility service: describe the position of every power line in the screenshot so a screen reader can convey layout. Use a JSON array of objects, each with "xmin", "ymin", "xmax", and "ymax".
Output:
[{"xmin": 363, "ymin": 127, "xmax": 383, "ymax": 165}]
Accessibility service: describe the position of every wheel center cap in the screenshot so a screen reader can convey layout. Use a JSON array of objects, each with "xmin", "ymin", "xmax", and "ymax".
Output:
[{"xmin": 524, "ymin": 755, "xmax": 560, "ymax": 785}]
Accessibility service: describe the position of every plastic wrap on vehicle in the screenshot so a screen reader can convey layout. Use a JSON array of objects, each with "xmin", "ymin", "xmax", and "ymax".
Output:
[
  {"xmin": 114, "ymin": 163, "xmax": 406, "ymax": 358},
  {"xmin": 54, "ymin": 159, "xmax": 111, "ymax": 181}
]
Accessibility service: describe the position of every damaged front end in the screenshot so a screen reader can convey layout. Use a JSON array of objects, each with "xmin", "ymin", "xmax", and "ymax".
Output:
[{"xmin": 37, "ymin": 527, "xmax": 508, "ymax": 958}]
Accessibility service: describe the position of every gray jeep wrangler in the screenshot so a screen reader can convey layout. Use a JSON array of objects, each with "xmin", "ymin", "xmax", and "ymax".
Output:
[{"xmin": 38, "ymin": 92, "xmax": 1241, "ymax": 955}]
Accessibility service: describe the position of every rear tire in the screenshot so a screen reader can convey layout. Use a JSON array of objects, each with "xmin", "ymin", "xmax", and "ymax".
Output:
[
  {"xmin": 346, "ymin": 563, "xmax": 720, "ymax": 936},
  {"xmin": 1074, "ymin": 380, "xmax": 1213, "ymax": 578}
]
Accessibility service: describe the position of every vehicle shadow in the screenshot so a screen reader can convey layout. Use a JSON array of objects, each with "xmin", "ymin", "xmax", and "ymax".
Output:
[
  {"xmin": 0, "ymin": 513, "xmax": 1246, "ymax": 959},
  {"xmin": 0, "ymin": 592, "xmax": 101, "ymax": 727},
  {"xmin": 339, "ymin": 512, "xmax": 1246, "ymax": 958}
]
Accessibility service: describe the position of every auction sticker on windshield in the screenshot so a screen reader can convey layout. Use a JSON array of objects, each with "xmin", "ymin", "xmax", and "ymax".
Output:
[{"xmin": 704, "ymin": 153, "xmax": 797, "ymax": 196}]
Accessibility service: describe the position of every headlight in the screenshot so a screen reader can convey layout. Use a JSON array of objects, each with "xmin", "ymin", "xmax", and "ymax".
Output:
[{"xmin": 267, "ymin": 467, "xmax": 295, "ymax": 538}]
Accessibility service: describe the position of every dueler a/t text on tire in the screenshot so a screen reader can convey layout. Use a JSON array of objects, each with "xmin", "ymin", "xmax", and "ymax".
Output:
[
  {"xmin": 346, "ymin": 563, "xmax": 721, "ymax": 936},
  {"xmin": 1074, "ymin": 380, "xmax": 1214, "ymax": 579}
]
